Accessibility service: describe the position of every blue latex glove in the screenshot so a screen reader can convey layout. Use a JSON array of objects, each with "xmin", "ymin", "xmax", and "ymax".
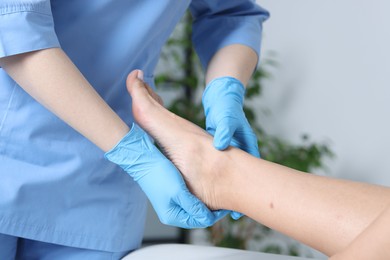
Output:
[
  {"xmin": 105, "ymin": 123, "xmax": 226, "ymax": 228},
  {"xmin": 203, "ymin": 77, "xmax": 261, "ymax": 220}
]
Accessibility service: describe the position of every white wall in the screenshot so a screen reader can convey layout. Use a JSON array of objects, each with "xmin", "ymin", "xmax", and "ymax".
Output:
[{"xmin": 256, "ymin": 0, "xmax": 390, "ymax": 185}]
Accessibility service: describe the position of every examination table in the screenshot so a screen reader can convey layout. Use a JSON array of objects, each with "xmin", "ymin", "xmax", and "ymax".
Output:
[{"xmin": 123, "ymin": 244, "xmax": 316, "ymax": 260}]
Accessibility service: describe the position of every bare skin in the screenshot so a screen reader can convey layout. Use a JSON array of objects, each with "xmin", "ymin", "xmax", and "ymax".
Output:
[
  {"xmin": 0, "ymin": 44, "xmax": 255, "ymax": 152},
  {"xmin": 330, "ymin": 204, "xmax": 390, "ymax": 259},
  {"xmin": 0, "ymin": 48, "xmax": 129, "ymax": 152},
  {"xmin": 126, "ymin": 70, "xmax": 390, "ymax": 258},
  {"xmin": 206, "ymin": 44, "xmax": 257, "ymax": 85}
]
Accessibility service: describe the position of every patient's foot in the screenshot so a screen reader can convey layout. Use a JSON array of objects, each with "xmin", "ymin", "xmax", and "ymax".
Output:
[{"xmin": 126, "ymin": 70, "xmax": 224, "ymax": 210}]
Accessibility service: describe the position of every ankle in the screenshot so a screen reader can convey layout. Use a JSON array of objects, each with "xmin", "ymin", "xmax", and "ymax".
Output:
[
  {"xmin": 203, "ymin": 147, "xmax": 234, "ymax": 211},
  {"xmin": 183, "ymin": 136, "xmax": 226, "ymax": 211},
  {"xmin": 211, "ymin": 147, "xmax": 247, "ymax": 212}
]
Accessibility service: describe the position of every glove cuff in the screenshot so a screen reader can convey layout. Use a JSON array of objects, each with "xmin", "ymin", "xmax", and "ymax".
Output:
[
  {"xmin": 104, "ymin": 123, "xmax": 155, "ymax": 178},
  {"xmin": 202, "ymin": 77, "xmax": 246, "ymax": 114}
]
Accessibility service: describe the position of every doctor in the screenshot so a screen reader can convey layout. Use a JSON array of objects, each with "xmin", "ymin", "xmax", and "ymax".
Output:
[{"xmin": 0, "ymin": 0, "xmax": 268, "ymax": 258}]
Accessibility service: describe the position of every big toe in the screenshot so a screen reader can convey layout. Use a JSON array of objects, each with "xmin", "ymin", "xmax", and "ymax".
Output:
[
  {"xmin": 126, "ymin": 70, "xmax": 164, "ymax": 106},
  {"xmin": 126, "ymin": 70, "xmax": 146, "ymax": 97}
]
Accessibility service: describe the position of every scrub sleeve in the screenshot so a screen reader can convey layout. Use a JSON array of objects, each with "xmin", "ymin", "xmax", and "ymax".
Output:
[
  {"xmin": 0, "ymin": 1, "xmax": 59, "ymax": 58},
  {"xmin": 189, "ymin": 0, "xmax": 269, "ymax": 69}
]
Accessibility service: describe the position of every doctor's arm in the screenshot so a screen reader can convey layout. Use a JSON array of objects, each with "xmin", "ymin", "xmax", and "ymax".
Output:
[
  {"xmin": 0, "ymin": 47, "xmax": 225, "ymax": 229},
  {"xmin": 0, "ymin": 48, "xmax": 128, "ymax": 152},
  {"xmin": 0, "ymin": 0, "xmax": 224, "ymax": 228},
  {"xmin": 205, "ymin": 43, "xmax": 257, "ymax": 86},
  {"xmin": 189, "ymin": 0, "xmax": 269, "ymax": 155}
]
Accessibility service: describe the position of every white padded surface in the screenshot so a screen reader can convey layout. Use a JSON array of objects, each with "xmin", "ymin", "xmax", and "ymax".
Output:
[{"xmin": 123, "ymin": 244, "xmax": 315, "ymax": 260}]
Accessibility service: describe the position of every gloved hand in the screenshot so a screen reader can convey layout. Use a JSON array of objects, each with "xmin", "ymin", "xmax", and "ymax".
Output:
[
  {"xmin": 105, "ymin": 123, "xmax": 226, "ymax": 228},
  {"xmin": 202, "ymin": 76, "xmax": 260, "ymax": 220}
]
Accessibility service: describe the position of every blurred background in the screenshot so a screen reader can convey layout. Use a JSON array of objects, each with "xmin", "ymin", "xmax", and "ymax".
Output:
[
  {"xmin": 257, "ymin": 0, "xmax": 390, "ymax": 185},
  {"xmin": 142, "ymin": 0, "xmax": 390, "ymax": 258}
]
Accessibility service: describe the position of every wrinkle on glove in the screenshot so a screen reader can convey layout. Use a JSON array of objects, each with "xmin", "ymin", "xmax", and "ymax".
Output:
[{"xmin": 105, "ymin": 123, "xmax": 227, "ymax": 228}]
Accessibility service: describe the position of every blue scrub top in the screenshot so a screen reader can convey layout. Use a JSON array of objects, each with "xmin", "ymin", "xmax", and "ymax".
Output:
[{"xmin": 0, "ymin": 0, "xmax": 269, "ymax": 252}]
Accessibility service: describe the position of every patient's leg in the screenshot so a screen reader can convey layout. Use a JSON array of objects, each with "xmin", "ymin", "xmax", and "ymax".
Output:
[{"xmin": 126, "ymin": 70, "xmax": 390, "ymax": 256}]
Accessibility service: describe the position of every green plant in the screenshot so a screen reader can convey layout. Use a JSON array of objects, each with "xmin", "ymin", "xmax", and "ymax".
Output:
[{"xmin": 155, "ymin": 12, "xmax": 333, "ymax": 256}]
